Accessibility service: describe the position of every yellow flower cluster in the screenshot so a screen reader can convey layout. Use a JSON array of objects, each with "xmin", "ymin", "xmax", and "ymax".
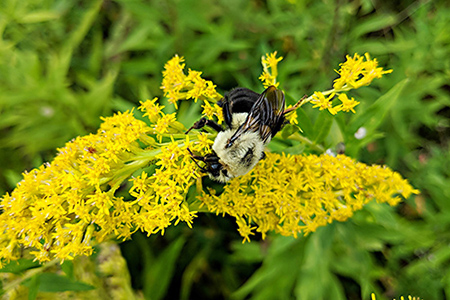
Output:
[
  {"xmin": 257, "ymin": 52, "xmax": 301, "ymax": 123},
  {"xmin": 305, "ymin": 53, "xmax": 391, "ymax": 115},
  {"xmin": 161, "ymin": 54, "xmax": 222, "ymax": 111},
  {"xmin": 138, "ymin": 97, "xmax": 186, "ymax": 142},
  {"xmin": 201, "ymin": 100, "xmax": 224, "ymax": 125},
  {"xmin": 0, "ymin": 52, "xmax": 415, "ymax": 266},
  {"xmin": 199, "ymin": 153, "xmax": 418, "ymax": 242},
  {"xmin": 259, "ymin": 51, "xmax": 283, "ymax": 88},
  {"xmin": 302, "ymin": 53, "xmax": 392, "ymax": 115},
  {"xmin": 372, "ymin": 293, "xmax": 422, "ymax": 300},
  {"xmin": 0, "ymin": 101, "xmax": 212, "ymax": 265},
  {"xmin": 334, "ymin": 53, "xmax": 393, "ymax": 90},
  {"xmin": 311, "ymin": 91, "xmax": 360, "ymax": 115},
  {"xmin": 0, "ymin": 111, "xmax": 145, "ymax": 263},
  {"xmin": 161, "ymin": 54, "xmax": 224, "ymax": 124},
  {"xmin": 284, "ymin": 104, "xmax": 299, "ymax": 125}
]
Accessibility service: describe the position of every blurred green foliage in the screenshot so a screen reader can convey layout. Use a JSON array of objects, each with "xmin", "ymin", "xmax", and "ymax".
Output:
[{"xmin": 1, "ymin": 0, "xmax": 450, "ymax": 299}]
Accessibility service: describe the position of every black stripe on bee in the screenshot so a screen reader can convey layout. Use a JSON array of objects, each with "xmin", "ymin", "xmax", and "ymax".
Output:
[{"xmin": 241, "ymin": 147, "xmax": 254, "ymax": 166}]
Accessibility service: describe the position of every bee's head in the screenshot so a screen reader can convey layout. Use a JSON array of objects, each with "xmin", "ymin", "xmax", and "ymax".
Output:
[
  {"xmin": 201, "ymin": 153, "xmax": 223, "ymax": 177},
  {"xmin": 187, "ymin": 149, "xmax": 231, "ymax": 183}
]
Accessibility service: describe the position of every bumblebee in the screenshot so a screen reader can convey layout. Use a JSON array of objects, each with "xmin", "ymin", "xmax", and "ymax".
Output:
[{"xmin": 187, "ymin": 86, "xmax": 296, "ymax": 183}]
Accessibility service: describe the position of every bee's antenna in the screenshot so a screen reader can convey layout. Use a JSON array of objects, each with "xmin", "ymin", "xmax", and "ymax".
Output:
[{"xmin": 187, "ymin": 148, "xmax": 208, "ymax": 172}]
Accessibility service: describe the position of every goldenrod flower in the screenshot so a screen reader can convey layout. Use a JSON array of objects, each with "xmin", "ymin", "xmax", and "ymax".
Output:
[
  {"xmin": 311, "ymin": 91, "xmax": 339, "ymax": 115},
  {"xmin": 154, "ymin": 113, "xmax": 177, "ymax": 135},
  {"xmin": 160, "ymin": 55, "xmax": 186, "ymax": 105},
  {"xmin": 284, "ymin": 105, "xmax": 299, "ymax": 124},
  {"xmin": 297, "ymin": 52, "xmax": 391, "ymax": 114},
  {"xmin": 185, "ymin": 70, "xmax": 220, "ymax": 101},
  {"xmin": 0, "ymin": 104, "xmax": 207, "ymax": 265},
  {"xmin": 0, "ymin": 52, "xmax": 415, "ymax": 266},
  {"xmin": 371, "ymin": 293, "xmax": 422, "ymax": 300},
  {"xmin": 259, "ymin": 51, "xmax": 283, "ymax": 88},
  {"xmin": 160, "ymin": 55, "xmax": 222, "ymax": 108},
  {"xmin": 199, "ymin": 153, "xmax": 418, "ymax": 242},
  {"xmin": 262, "ymin": 51, "xmax": 283, "ymax": 69},
  {"xmin": 336, "ymin": 93, "xmax": 360, "ymax": 113},
  {"xmin": 201, "ymin": 101, "xmax": 224, "ymax": 125},
  {"xmin": 333, "ymin": 53, "xmax": 393, "ymax": 90},
  {"xmin": 139, "ymin": 97, "xmax": 164, "ymax": 122}
]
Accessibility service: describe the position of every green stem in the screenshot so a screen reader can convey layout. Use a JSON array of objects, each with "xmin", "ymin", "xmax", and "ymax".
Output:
[
  {"xmin": 126, "ymin": 148, "xmax": 162, "ymax": 164},
  {"xmin": 289, "ymin": 133, "xmax": 325, "ymax": 153},
  {"xmin": 99, "ymin": 134, "xmax": 209, "ymax": 188}
]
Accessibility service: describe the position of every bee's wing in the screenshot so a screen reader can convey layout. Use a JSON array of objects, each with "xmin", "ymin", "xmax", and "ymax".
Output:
[{"xmin": 227, "ymin": 86, "xmax": 285, "ymax": 147}]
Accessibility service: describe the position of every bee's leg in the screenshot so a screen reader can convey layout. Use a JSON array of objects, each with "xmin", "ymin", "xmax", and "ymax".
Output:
[
  {"xmin": 187, "ymin": 148, "xmax": 217, "ymax": 162},
  {"xmin": 221, "ymin": 98, "xmax": 233, "ymax": 128},
  {"xmin": 187, "ymin": 148, "xmax": 205, "ymax": 161},
  {"xmin": 187, "ymin": 148, "xmax": 208, "ymax": 172},
  {"xmin": 185, "ymin": 118, "xmax": 223, "ymax": 134},
  {"xmin": 260, "ymin": 152, "xmax": 266, "ymax": 160},
  {"xmin": 283, "ymin": 94, "xmax": 308, "ymax": 114}
]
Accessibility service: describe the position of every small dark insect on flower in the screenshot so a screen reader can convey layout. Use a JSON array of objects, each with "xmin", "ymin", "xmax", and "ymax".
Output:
[
  {"xmin": 186, "ymin": 86, "xmax": 302, "ymax": 183},
  {"xmin": 87, "ymin": 147, "xmax": 97, "ymax": 154}
]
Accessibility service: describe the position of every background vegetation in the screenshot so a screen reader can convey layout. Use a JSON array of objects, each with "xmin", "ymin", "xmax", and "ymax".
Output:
[{"xmin": 1, "ymin": 0, "xmax": 449, "ymax": 299}]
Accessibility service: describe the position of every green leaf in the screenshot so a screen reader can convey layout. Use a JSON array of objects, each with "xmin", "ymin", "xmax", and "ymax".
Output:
[
  {"xmin": 18, "ymin": 11, "xmax": 60, "ymax": 24},
  {"xmin": 32, "ymin": 273, "xmax": 94, "ymax": 292},
  {"xmin": 295, "ymin": 107, "xmax": 314, "ymax": 139},
  {"xmin": 350, "ymin": 14, "xmax": 397, "ymax": 39},
  {"xmin": 116, "ymin": 26, "xmax": 155, "ymax": 54},
  {"xmin": 60, "ymin": 261, "xmax": 74, "ymax": 279},
  {"xmin": 232, "ymin": 236, "xmax": 302, "ymax": 300},
  {"xmin": 313, "ymin": 111, "xmax": 333, "ymax": 144},
  {"xmin": 349, "ymin": 79, "xmax": 408, "ymax": 134},
  {"xmin": 282, "ymin": 143, "xmax": 306, "ymax": 155},
  {"xmin": 230, "ymin": 241, "xmax": 263, "ymax": 264},
  {"xmin": 3, "ymin": 169, "xmax": 22, "ymax": 188},
  {"xmin": 79, "ymin": 71, "xmax": 118, "ymax": 124},
  {"xmin": 295, "ymin": 225, "xmax": 345, "ymax": 300},
  {"xmin": 62, "ymin": 0, "xmax": 103, "ymax": 59},
  {"xmin": 27, "ymin": 275, "xmax": 40, "ymax": 300},
  {"xmin": 325, "ymin": 119, "xmax": 344, "ymax": 148},
  {"xmin": 346, "ymin": 79, "xmax": 408, "ymax": 156},
  {"xmin": 280, "ymin": 123, "xmax": 298, "ymax": 139},
  {"xmin": 143, "ymin": 237, "xmax": 186, "ymax": 300},
  {"xmin": 0, "ymin": 259, "xmax": 41, "ymax": 274},
  {"xmin": 180, "ymin": 245, "xmax": 211, "ymax": 300}
]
